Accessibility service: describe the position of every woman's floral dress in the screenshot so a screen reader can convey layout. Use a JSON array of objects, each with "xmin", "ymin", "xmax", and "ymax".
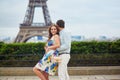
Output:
[{"xmin": 35, "ymin": 40, "xmax": 58, "ymax": 75}]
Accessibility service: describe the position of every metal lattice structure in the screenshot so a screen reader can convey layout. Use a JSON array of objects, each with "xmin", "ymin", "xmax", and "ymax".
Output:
[{"xmin": 14, "ymin": 0, "xmax": 52, "ymax": 43}]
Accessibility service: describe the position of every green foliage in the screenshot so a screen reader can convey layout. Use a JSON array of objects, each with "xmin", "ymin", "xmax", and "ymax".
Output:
[
  {"xmin": 71, "ymin": 41, "xmax": 120, "ymax": 54},
  {"xmin": 0, "ymin": 42, "xmax": 4, "ymax": 52},
  {"xmin": 0, "ymin": 41, "xmax": 120, "ymax": 55},
  {"xmin": 111, "ymin": 41, "xmax": 120, "ymax": 53},
  {"xmin": 0, "ymin": 42, "xmax": 45, "ymax": 67},
  {"xmin": 0, "ymin": 41, "xmax": 120, "ymax": 67},
  {"xmin": 0, "ymin": 42, "xmax": 45, "ymax": 55},
  {"xmin": 69, "ymin": 53, "xmax": 120, "ymax": 66}
]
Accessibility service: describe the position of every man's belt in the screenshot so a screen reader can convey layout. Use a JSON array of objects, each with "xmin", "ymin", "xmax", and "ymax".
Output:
[{"xmin": 59, "ymin": 52, "xmax": 69, "ymax": 55}]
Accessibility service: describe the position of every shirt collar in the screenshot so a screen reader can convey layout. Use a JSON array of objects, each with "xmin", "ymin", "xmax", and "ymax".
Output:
[{"xmin": 60, "ymin": 29, "xmax": 65, "ymax": 33}]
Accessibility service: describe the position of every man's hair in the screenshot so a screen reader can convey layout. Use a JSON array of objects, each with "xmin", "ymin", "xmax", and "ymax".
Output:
[{"xmin": 56, "ymin": 20, "xmax": 65, "ymax": 28}]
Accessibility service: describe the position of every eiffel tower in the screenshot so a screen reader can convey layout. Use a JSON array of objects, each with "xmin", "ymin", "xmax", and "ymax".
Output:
[{"xmin": 14, "ymin": 0, "xmax": 52, "ymax": 42}]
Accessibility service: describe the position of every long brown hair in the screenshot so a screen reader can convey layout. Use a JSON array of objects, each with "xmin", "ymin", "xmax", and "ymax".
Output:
[{"xmin": 48, "ymin": 24, "xmax": 60, "ymax": 41}]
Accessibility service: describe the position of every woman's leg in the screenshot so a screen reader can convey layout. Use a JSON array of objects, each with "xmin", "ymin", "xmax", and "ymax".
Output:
[
  {"xmin": 42, "ymin": 71, "xmax": 49, "ymax": 80},
  {"xmin": 33, "ymin": 67, "xmax": 47, "ymax": 80}
]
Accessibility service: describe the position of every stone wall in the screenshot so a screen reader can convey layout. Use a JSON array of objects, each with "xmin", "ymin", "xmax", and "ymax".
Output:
[{"xmin": 0, "ymin": 66, "xmax": 120, "ymax": 76}]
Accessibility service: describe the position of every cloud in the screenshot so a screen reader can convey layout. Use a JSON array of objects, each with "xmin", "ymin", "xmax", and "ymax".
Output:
[
  {"xmin": 68, "ymin": 23, "xmax": 120, "ymax": 38},
  {"xmin": 0, "ymin": 0, "xmax": 27, "ymax": 27},
  {"xmin": 0, "ymin": 27, "xmax": 19, "ymax": 37},
  {"xmin": 0, "ymin": 0, "xmax": 120, "ymax": 38}
]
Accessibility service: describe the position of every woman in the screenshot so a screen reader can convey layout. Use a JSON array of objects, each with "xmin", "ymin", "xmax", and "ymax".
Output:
[{"xmin": 33, "ymin": 24, "xmax": 61, "ymax": 80}]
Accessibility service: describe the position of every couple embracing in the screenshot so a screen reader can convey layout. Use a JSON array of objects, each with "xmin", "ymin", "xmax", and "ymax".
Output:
[{"xmin": 33, "ymin": 20, "xmax": 71, "ymax": 80}]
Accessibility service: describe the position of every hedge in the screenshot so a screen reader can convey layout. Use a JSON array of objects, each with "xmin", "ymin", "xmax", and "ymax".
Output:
[
  {"xmin": 0, "ymin": 40, "xmax": 120, "ymax": 67},
  {"xmin": 0, "ymin": 42, "xmax": 45, "ymax": 55},
  {"xmin": 0, "ymin": 41, "xmax": 120, "ymax": 55},
  {"xmin": 71, "ymin": 41, "xmax": 120, "ymax": 54}
]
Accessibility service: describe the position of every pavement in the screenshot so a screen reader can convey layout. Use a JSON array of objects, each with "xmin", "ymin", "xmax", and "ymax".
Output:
[{"xmin": 0, "ymin": 75, "xmax": 120, "ymax": 80}]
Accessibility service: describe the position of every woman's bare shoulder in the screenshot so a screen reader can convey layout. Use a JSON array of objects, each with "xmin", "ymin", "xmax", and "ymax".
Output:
[{"xmin": 54, "ymin": 34, "xmax": 59, "ymax": 37}]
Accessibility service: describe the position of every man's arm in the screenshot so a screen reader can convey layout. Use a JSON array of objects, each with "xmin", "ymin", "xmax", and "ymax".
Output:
[{"xmin": 57, "ymin": 32, "xmax": 71, "ymax": 52}]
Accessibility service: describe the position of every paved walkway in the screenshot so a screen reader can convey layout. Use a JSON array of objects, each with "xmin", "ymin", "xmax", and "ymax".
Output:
[{"xmin": 0, "ymin": 75, "xmax": 120, "ymax": 80}]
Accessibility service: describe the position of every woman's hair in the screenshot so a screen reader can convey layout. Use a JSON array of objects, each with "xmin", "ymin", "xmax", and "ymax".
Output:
[{"xmin": 48, "ymin": 24, "xmax": 59, "ymax": 41}]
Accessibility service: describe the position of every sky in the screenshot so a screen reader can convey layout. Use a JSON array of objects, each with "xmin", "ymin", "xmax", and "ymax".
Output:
[{"xmin": 0, "ymin": 0, "xmax": 120, "ymax": 39}]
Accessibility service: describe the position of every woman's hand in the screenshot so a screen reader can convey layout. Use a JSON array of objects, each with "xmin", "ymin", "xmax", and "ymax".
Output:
[{"xmin": 44, "ymin": 46, "xmax": 50, "ymax": 53}]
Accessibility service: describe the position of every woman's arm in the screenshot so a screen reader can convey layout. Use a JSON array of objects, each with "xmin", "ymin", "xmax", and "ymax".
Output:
[
  {"xmin": 44, "ymin": 43, "xmax": 49, "ymax": 53},
  {"xmin": 47, "ymin": 35, "xmax": 60, "ymax": 50}
]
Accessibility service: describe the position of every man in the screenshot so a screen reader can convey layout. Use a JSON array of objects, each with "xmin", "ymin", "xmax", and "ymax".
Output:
[{"xmin": 56, "ymin": 20, "xmax": 71, "ymax": 80}]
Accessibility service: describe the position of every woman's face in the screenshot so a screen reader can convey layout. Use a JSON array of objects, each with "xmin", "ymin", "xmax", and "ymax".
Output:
[{"xmin": 50, "ymin": 26, "xmax": 58, "ymax": 35}]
